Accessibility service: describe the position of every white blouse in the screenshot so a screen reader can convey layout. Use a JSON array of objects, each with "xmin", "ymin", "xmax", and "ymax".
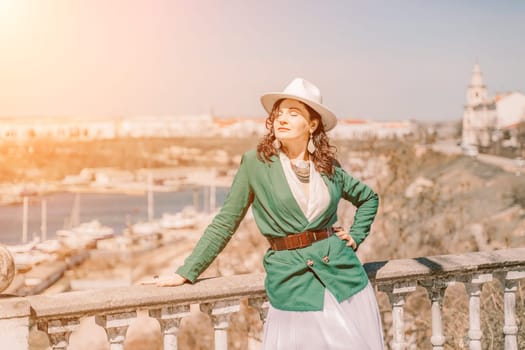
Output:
[{"xmin": 279, "ymin": 152, "xmax": 331, "ymax": 222}]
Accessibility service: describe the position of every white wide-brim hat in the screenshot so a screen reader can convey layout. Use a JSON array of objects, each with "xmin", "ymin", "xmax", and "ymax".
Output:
[{"xmin": 260, "ymin": 78, "xmax": 337, "ymax": 131}]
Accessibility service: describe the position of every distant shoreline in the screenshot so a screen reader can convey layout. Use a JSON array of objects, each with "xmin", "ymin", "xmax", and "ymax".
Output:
[
  {"xmin": 0, "ymin": 164, "xmax": 236, "ymax": 206},
  {"xmin": 0, "ymin": 180, "xmax": 232, "ymax": 207}
]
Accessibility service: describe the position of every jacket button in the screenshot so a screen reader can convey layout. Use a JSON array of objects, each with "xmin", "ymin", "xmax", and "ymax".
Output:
[
  {"xmin": 322, "ymin": 256, "xmax": 329, "ymax": 263},
  {"xmin": 306, "ymin": 259, "xmax": 314, "ymax": 267}
]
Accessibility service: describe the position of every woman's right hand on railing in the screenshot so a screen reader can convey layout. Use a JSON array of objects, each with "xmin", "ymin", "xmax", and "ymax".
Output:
[{"xmin": 140, "ymin": 273, "xmax": 188, "ymax": 287}]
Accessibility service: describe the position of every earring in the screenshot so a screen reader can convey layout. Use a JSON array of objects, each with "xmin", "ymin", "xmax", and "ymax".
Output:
[
  {"xmin": 273, "ymin": 138, "xmax": 282, "ymax": 150},
  {"xmin": 307, "ymin": 131, "xmax": 316, "ymax": 154}
]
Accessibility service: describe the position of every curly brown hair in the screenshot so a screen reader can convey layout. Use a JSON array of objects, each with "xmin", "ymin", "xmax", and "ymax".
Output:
[{"xmin": 256, "ymin": 99, "xmax": 337, "ymax": 177}]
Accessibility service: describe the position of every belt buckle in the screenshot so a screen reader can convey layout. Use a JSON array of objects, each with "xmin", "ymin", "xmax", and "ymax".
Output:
[
  {"xmin": 299, "ymin": 233, "xmax": 308, "ymax": 248},
  {"xmin": 285, "ymin": 236, "xmax": 294, "ymax": 250}
]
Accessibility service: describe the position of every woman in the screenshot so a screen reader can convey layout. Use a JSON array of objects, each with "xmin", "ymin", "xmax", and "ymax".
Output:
[{"xmin": 153, "ymin": 78, "xmax": 385, "ymax": 349}]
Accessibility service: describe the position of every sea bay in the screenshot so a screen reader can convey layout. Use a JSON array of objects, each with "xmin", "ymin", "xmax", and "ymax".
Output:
[{"xmin": 0, "ymin": 187, "xmax": 228, "ymax": 245}]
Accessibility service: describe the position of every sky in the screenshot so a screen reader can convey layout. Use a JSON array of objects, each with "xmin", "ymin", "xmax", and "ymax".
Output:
[{"xmin": 0, "ymin": 0, "xmax": 524, "ymax": 122}]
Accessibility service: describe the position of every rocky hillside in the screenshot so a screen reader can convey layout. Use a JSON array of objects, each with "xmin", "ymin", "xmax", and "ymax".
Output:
[{"xmin": 357, "ymin": 142, "xmax": 525, "ymax": 261}]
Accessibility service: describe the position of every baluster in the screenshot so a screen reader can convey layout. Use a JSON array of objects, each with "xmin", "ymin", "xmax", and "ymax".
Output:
[
  {"xmin": 496, "ymin": 270, "xmax": 525, "ymax": 350},
  {"xmin": 37, "ymin": 317, "xmax": 80, "ymax": 350},
  {"xmin": 95, "ymin": 311, "xmax": 136, "ymax": 350},
  {"xmin": 200, "ymin": 299, "xmax": 240, "ymax": 350},
  {"xmin": 149, "ymin": 305, "xmax": 191, "ymax": 350},
  {"xmin": 248, "ymin": 296, "xmax": 270, "ymax": 324},
  {"xmin": 421, "ymin": 280, "xmax": 453, "ymax": 350},
  {"xmin": 379, "ymin": 281, "xmax": 417, "ymax": 350},
  {"xmin": 461, "ymin": 273, "xmax": 492, "ymax": 350}
]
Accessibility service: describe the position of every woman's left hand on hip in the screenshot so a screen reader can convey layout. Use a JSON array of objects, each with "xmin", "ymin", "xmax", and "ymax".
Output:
[{"xmin": 334, "ymin": 228, "xmax": 357, "ymax": 250}]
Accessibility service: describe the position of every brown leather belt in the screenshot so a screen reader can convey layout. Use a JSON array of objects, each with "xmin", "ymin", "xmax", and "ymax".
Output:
[{"xmin": 268, "ymin": 227, "xmax": 337, "ymax": 250}]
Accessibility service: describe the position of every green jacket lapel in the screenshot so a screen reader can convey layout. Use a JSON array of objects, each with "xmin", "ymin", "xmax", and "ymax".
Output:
[{"xmin": 267, "ymin": 155, "xmax": 340, "ymax": 231}]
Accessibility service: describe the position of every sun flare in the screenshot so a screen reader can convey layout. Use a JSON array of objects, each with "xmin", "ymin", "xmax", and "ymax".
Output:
[
  {"xmin": 0, "ymin": 0, "xmax": 17, "ymax": 14},
  {"xmin": 0, "ymin": 0, "xmax": 24, "ymax": 26}
]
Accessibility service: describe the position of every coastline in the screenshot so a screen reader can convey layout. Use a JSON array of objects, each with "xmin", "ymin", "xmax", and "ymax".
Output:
[{"xmin": 0, "ymin": 165, "xmax": 236, "ymax": 206}]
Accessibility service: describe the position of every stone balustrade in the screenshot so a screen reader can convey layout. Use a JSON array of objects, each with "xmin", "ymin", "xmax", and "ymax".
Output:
[{"xmin": 1, "ymin": 247, "xmax": 524, "ymax": 349}]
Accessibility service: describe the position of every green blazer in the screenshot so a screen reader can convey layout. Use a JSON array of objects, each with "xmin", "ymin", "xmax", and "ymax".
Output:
[{"xmin": 176, "ymin": 149, "xmax": 379, "ymax": 311}]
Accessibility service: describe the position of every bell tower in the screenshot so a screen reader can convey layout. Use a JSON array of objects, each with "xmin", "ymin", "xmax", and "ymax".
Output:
[
  {"xmin": 466, "ymin": 63, "xmax": 487, "ymax": 106},
  {"xmin": 462, "ymin": 63, "xmax": 496, "ymax": 148}
]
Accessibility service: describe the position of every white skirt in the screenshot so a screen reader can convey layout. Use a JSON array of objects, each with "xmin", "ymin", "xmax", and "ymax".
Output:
[{"xmin": 262, "ymin": 282, "xmax": 385, "ymax": 350}]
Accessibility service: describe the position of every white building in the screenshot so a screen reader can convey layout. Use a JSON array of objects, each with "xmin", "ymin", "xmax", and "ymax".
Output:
[
  {"xmin": 329, "ymin": 119, "xmax": 416, "ymax": 140},
  {"xmin": 496, "ymin": 92, "xmax": 525, "ymax": 129},
  {"xmin": 0, "ymin": 117, "xmax": 117, "ymax": 140},
  {"xmin": 0, "ymin": 115, "xmax": 215, "ymax": 141},
  {"xmin": 462, "ymin": 64, "xmax": 525, "ymax": 148},
  {"xmin": 213, "ymin": 117, "xmax": 267, "ymax": 137},
  {"xmin": 118, "ymin": 114, "xmax": 216, "ymax": 138}
]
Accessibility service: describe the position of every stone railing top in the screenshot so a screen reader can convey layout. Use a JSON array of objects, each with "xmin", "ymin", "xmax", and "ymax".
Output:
[
  {"xmin": 365, "ymin": 247, "xmax": 525, "ymax": 284},
  {"xmin": 25, "ymin": 247, "xmax": 525, "ymax": 320},
  {"xmin": 28, "ymin": 272, "xmax": 266, "ymax": 319},
  {"xmin": 0, "ymin": 297, "xmax": 30, "ymax": 319}
]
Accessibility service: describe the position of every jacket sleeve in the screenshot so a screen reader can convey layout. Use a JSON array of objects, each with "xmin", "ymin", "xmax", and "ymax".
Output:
[
  {"xmin": 176, "ymin": 154, "xmax": 254, "ymax": 282},
  {"xmin": 339, "ymin": 167, "xmax": 379, "ymax": 250}
]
